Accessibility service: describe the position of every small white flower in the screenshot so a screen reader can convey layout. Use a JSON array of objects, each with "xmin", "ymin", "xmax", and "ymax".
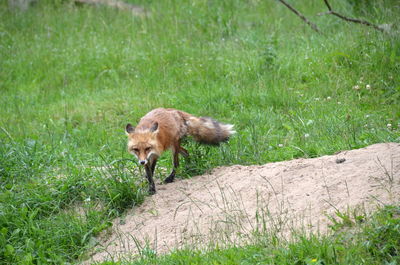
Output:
[
  {"xmin": 304, "ymin": 133, "xmax": 310, "ymax": 138},
  {"xmin": 387, "ymin": 123, "xmax": 392, "ymax": 128},
  {"xmin": 366, "ymin": 84, "xmax": 371, "ymax": 90},
  {"xmin": 314, "ymin": 98, "xmax": 320, "ymax": 101},
  {"xmin": 326, "ymin": 96, "xmax": 332, "ymax": 100},
  {"xmin": 353, "ymin": 85, "xmax": 360, "ymax": 90},
  {"xmin": 365, "ymin": 114, "xmax": 370, "ymax": 118},
  {"xmin": 338, "ymin": 102, "xmax": 342, "ymax": 105},
  {"xmin": 306, "ymin": 120, "xmax": 314, "ymax": 126},
  {"xmin": 85, "ymin": 197, "xmax": 91, "ymax": 202},
  {"xmin": 278, "ymin": 144, "xmax": 284, "ymax": 147}
]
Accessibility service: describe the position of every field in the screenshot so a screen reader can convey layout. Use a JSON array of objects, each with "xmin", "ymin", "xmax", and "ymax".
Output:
[{"xmin": 0, "ymin": 0, "xmax": 399, "ymax": 264}]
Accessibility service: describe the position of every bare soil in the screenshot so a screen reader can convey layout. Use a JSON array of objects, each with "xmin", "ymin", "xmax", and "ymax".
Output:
[
  {"xmin": 89, "ymin": 143, "xmax": 400, "ymax": 263},
  {"xmin": 74, "ymin": 0, "xmax": 147, "ymax": 15}
]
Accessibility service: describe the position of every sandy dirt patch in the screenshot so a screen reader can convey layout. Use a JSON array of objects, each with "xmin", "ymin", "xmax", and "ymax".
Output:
[
  {"xmin": 75, "ymin": 0, "xmax": 147, "ymax": 15},
  {"xmin": 89, "ymin": 143, "xmax": 400, "ymax": 263}
]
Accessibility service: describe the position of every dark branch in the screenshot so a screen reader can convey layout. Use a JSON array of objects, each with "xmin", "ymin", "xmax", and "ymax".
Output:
[
  {"xmin": 323, "ymin": 0, "xmax": 332, "ymax": 11},
  {"xmin": 278, "ymin": 0, "xmax": 321, "ymax": 34},
  {"xmin": 321, "ymin": 0, "xmax": 385, "ymax": 32}
]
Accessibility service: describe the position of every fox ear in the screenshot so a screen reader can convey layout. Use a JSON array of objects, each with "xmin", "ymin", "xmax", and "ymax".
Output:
[
  {"xmin": 150, "ymin": 122, "xmax": 158, "ymax": 133},
  {"xmin": 126, "ymin": 123, "xmax": 135, "ymax": 135}
]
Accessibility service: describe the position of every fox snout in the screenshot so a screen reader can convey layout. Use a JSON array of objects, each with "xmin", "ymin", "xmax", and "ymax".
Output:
[{"xmin": 135, "ymin": 153, "xmax": 149, "ymax": 165}]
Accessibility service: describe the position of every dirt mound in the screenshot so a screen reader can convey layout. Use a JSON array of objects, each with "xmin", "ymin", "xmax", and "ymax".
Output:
[{"xmin": 89, "ymin": 143, "xmax": 400, "ymax": 262}]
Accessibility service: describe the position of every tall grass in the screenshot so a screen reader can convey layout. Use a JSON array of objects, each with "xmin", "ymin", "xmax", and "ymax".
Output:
[
  {"xmin": 0, "ymin": 0, "xmax": 399, "ymax": 263},
  {"xmin": 0, "ymin": 138, "xmax": 146, "ymax": 263}
]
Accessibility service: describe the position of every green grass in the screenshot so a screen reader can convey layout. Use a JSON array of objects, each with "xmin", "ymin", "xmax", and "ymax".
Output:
[{"xmin": 0, "ymin": 0, "xmax": 399, "ymax": 263}]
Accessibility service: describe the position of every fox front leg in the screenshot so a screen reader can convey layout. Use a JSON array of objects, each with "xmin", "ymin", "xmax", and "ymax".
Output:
[{"xmin": 144, "ymin": 162, "xmax": 156, "ymax": 195}]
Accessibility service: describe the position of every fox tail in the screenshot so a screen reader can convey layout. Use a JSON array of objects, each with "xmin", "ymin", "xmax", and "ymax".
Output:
[{"xmin": 184, "ymin": 114, "xmax": 236, "ymax": 145}]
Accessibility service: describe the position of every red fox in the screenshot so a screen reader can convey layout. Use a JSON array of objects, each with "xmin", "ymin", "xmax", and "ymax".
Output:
[{"xmin": 125, "ymin": 108, "xmax": 235, "ymax": 194}]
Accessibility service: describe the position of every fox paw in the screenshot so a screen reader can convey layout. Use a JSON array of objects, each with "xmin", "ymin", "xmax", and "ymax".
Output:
[
  {"xmin": 164, "ymin": 176, "xmax": 174, "ymax": 183},
  {"xmin": 164, "ymin": 170, "xmax": 176, "ymax": 184},
  {"xmin": 164, "ymin": 173, "xmax": 175, "ymax": 183},
  {"xmin": 148, "ymin": 187, "xmax": 156, "ymax": 195}
]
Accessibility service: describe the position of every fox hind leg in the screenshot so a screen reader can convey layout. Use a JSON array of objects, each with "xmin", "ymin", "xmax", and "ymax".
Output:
[
  {"xmin": 179, "ymin": 146, "xmax": 189, "ymax": 157},
  {"xmin": 164, "ymin": 149, "xmax": 178, "ymax": 183},
  {"xmin": 164, "ymin": 143, "xmax": 185, "ymax": 183},
  {"xmin": 164, "ymin": 144, "xmax": 189, "ymax": 184}
]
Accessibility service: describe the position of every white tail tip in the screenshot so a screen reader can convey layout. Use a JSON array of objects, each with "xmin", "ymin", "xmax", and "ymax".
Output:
[{"xmin": 223, "ymin": 124, "xmax": 236, "ymax": 135}]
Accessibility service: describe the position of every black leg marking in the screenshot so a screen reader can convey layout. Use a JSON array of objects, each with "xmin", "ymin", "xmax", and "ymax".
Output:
[
  {"xmin": 145, "ymin": 163, "xmax": 156, "ymax": 195},
  {"xmin": 179, "ymin": 147, "xmax": 189, "ymax": 157},
  {"xmin": 164, "ymin": 169, "xmax": 175, "ymax": 183},
  {"xmin": 173, "ymin": 150, "xmax": 179, "ymax": 168},
  {"xmin": 151, "ymin": 158, "xmax": 157, "ymax": 175},
  {"xmin": 164, "ymin": 149, "xmax": 179, "ymax": 184}
]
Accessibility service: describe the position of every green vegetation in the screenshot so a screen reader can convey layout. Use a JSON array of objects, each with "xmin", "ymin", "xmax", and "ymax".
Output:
[{"xmin": 0, "ymin": 0, "xmax": 399, "ymax": 263}]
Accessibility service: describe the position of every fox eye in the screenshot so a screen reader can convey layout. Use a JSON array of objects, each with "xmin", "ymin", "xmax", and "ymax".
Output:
[
  {"xmin": 132, "ymin": 148, "xmax": 139, "ymax": 153},
  {"xmin": 145, "ymin": 147, "xmax": 151, "ymax": 152}
]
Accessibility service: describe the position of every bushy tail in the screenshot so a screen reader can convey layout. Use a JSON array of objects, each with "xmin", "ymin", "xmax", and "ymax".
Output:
[{"xmin": 185, "ymin": 115, "xmax": 236, "ymax": 145}]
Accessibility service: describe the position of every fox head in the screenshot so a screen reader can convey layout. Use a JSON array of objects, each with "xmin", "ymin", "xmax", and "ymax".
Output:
[{"xmin": 125, "ymin": 122, "xmax": 160, "ymax": 165}]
